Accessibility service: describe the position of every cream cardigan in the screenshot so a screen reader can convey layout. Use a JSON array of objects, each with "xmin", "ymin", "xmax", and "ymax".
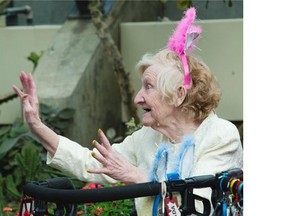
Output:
[{"xmin": 47, "ymin": 112, "xmax": 243, "ymax": 215}]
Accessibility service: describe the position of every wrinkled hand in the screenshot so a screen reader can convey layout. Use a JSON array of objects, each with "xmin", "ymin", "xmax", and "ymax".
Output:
[
  {"xmin": 88, "ymin": 129, "xmax": 149, "ymax": 184},
  {"xmin": 12, "ymin": 71, "xmax": 41, "ymax": 128}
]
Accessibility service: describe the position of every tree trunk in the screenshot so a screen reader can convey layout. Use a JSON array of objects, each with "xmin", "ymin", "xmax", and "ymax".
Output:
[{"xmin": 88, "ymin": 0, "xmax": 140, "ymax": 124}]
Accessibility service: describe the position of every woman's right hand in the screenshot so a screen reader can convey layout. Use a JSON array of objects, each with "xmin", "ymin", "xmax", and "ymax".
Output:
[
  {"xmin": 89, "ymin": 129, "xmax": 149, "ymax": 184},
  {"xmin": 12, "ymin": 71, "xmax": 59, "ymax": 155},
  {"xmin": 12, "ymin": 71, "xmax": 41, "ymax": 129}
]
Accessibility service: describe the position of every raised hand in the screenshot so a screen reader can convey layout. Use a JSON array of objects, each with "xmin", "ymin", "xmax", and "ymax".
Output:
[
  {"xmin": 12, "ymin": 71, "xmax": 41, "ymax": 128},
  {"xmin": 12, "ymin": 71, "xmax": 59, "ymax": 155},
  {"xmin": 88, "ymin": 129, "xmax": 149, "ymax": 184}
]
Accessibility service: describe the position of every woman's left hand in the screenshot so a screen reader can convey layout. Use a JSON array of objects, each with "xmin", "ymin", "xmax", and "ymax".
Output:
[{"xmin": 88, "ymin": 129, "xmax": 149, "ymax": 184}]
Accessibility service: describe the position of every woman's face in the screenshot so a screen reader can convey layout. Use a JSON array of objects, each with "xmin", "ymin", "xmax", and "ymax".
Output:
[{"xmin": 134, "ymin": 65, "xmax": 174, "ymax": 127}]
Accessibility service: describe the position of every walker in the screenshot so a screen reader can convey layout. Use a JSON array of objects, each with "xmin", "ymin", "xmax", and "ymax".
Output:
[{"xmin": 19, "ymin": 168, "xmax": 243, "ymax": 216}]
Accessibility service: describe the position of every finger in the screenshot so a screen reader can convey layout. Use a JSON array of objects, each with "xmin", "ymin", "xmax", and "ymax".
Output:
[
  {"xmin": 92, "ymin": 140, "xmax": 110, "ymax": 158},
  {"xmin": 21, "ymin": 72, "xmax": 35, "ymax": 96},
  {"xmin": 28, "ymin": 73, "xmax": 38, "ymax": 96},
  {"xmin": 87, "ymin": 167, "xmax": 108, "ymax": 175},
  {"xmin": 12, "ymin": 85, "xmax": 23, "ymax": 97},
  {"xmin": 98, "ymin": 129, "xmax": 112, "ymax": 150},
  {"xmin": 91, "ymin": 151, "xmax": 108, "ymax": 167},
  {"xmin": 12, "ymin": 85, "xmax": 29, "ymax": 101},
  {"xmin": 27, "ymin": 73, "xmax": 39, "ymax": 110},
  {"xmin": 19, "ymin": 71, "xmax": 30, "ymax": 92}
]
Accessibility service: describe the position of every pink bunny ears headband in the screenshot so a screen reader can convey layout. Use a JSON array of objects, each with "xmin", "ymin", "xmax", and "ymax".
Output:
[{"xmin": 167, "ymin": 7, "xmax": 202, "ymax": 89}]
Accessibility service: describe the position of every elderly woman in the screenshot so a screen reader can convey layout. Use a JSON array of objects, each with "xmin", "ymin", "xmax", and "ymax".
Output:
[{"xmin": 13, "ymin": 8, "xmax": 242, "ymax": 216}]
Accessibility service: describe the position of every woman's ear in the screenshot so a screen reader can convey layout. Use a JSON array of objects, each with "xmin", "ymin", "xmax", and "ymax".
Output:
[{"xmin": 175, "ymin": 86, "xmax": 187, "ymax": 107}]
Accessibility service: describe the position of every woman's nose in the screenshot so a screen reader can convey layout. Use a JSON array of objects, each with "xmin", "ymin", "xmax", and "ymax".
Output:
[{"xmin": 134, "ymin": 89, "xmax": 144, "ymax": 105}]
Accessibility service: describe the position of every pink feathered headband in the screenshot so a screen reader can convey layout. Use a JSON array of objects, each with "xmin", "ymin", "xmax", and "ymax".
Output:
[{"xmin": 167, "ymin": 7, "xmax": 201, "ymax": 89}]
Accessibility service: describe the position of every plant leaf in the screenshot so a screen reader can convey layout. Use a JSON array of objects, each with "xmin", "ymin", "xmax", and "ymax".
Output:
[
  {"xmin": 0, "ymin": 126, "xmax": 11, "ymax": 137},
  {"xmin": 0, "ymin": 136, "xmax": 22, "ymax": 160},
  {"xmin": 57, "ymin": 108, "xmax": 75, "ymax": 120},
  {"xmin": 5, "ymin": 175, "xmax": 22, "ymax": 199},
  {"xmin": 40, "ymin": 103, "xmax": 54, "ymax": 115},
  {"xmin": 50, "ymin": 120, "xmax": 71, "ymax": 129}
]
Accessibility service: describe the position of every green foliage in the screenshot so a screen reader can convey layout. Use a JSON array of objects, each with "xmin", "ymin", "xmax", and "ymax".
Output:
[
  {"xmin": 0, "ymin": 110, "xmax": 140, "ymax": 215},
  {"xmin": 0, "ymin": 103, "xmax": 75, "ymax": 213},
  {"xmin": 176, "ymin": 0, "xmax": 192, "ymax": 10},
  {"xmin": 0, "ymin": 0, "xmax": 10, "ymax": 13},
  {"xmin": 39, "ymin": 103, "xmax": 75, "ymax": 135},
  {"xmin": 159, "ymin": 0, "xmax": 192, "ymax": 10},
  {"xmin": 78, "ymin": 183, "xmax": 134, "ymax": 216},
  {"xmin": 159, "ymin": 0, "xmax": 168, "ymax": 3},
  {"xmin": 160, "ymin": 0, "xmax": 234, "ymax": 11},
  {"xmin": 27, "ymin": 51, "xmax": 43, "ymax": 71},
  {"xmin": 125, "ymin": 117, "xmax": 142, "ymax": 136}
]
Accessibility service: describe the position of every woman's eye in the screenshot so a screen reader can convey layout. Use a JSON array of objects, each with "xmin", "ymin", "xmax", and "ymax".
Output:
[{"xmin": 146, "ymin": 83, "xmax": 152, "ymax": 89}]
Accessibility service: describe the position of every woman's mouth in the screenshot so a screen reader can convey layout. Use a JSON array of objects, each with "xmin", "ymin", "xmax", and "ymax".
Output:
[{"xmin": 143, "ymin": 108, "xmax": 151, "ymax": 113}]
